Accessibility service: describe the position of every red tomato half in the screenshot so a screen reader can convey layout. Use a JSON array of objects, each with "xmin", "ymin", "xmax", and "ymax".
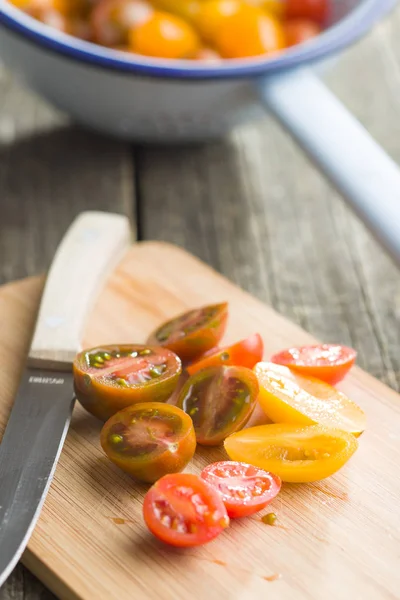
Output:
[
  {"xmin": 187, "ymin": 333, "xmax": 264, "ymax": 376},
  {"xmin": 286, "ymin": 0, "xmax": 329, "ymax": 24},
  {"xmin": 143, "ymin": 473, "xmax": 229, "ymax": 547},
  {"xmin": 271, "ymin": 344, "xmax": 357, "ymax": 385},
  {"xmin": 201, "ymin": 461, "xmax": 281, "ymax": 518},
  {"xmin": 148, "ymin": 303, "xmax": 228, "ymax": 362}
]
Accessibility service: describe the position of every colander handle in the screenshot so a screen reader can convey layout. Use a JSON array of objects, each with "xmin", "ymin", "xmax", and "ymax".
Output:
[{"xmin": 258, "ymin": 68, "xmax": 400, "ymax": 266}]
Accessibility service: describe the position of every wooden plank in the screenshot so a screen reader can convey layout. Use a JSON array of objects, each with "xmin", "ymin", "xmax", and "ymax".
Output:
[
  {"xmin": 0, "ymin": 71, "xmax": 135, "ymax": 600},
  {"xmin": 0, "ymin": 69, "xmax": 136, "ymax": 285},
  {"xmin": 0, "ymin": 243, "xmax": 399, "ymax": 600}
]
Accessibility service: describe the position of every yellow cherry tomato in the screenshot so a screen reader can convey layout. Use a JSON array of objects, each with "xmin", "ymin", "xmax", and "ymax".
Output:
[
  {"xmin": 195, "ymin": 0, "xmax": 242, "ymax": 44},
  {"xmin": 129, "ymin": 11, "xmax": 200, "ymax": 58},
  {"xmin": 152, "ymin": 0, "xmax": 201, "ymax": 22},
  {"xmin": 254, "ymin": 362, "xmax": 366, "ymax": 436},
  {"xmin": 248, "ymin": 0, "xmax": 285, "ymax": 19},
  {"xmin": 224, "ymin": 423, "xmax": 359, "ymax": 482},
  {"xmin": 215, "ymin": 4, "xmax": 285, "ymax": 58}
]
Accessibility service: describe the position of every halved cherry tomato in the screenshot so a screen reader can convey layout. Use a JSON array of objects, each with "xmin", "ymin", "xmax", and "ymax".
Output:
[
  {"xmin": 177, "ymin": 365, "xmax": 259, "ymax": 445},
  {"xmin": 73, "ymin": 344, "xmax": 181, "ymax": 421},
  {"xmin": 187, "ymin": 333, "xmax": 263, "ymax": 376},
  {"xmin": 201, "ymin": 461, "xmax": 281, "ymax": 518},
  {"xmin": 91, "ymin": 0, "xmax": 153, "ymax": 46},
  {"xmin": 271, "ymin": 344, "xmax": 356, "ymax": 385},
  {"xmin": 224, "ymin": 423, "xmax": 359, "ymax": 482},
  {"xmin": 148, "ymin": 303, "xmax": 228, "ymax": 362},
  {"xmin": 143, "ymin": 473, "xmax": 229, "ymax": 547},
  {"xmin": 286, "ymin": 0, "xmax": 329, "ymax": 25},
  {"xmin": 254, "ymin": 362, "xmax": 366, "ymax": 436},
  {"xmin": 100, "ymin": 402, "xmax": 196, "ymax": 482},
  {"xmin": 216, "ymin": 4, "xmax": 285, "ymax": 58}
]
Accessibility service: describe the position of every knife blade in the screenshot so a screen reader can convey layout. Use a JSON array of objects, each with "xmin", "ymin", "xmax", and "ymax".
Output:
[{"xmin": 0, "ymin": 211, "xmax": 131, "ymax": 587}]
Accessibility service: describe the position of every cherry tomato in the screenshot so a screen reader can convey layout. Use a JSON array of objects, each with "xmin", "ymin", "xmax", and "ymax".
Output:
[
  {"xmin": 91, "ymin": 0, "xmax": 153, "ymax": 46},
  {"xmin": 152, "ymin": 0, "xmax": 201, "ymax": 22},
  {"xmin": 195, "ymin": 47, "xmax": 222, "ymax": 62},
  {"xmin": 248, "ymin": 0, "xmax": 285, "ymax": 19},
  {"xmin": 284, "ymin": 18, "xmax": 321, "ymax": 46},
  {"xmin": 286, "ymin": 0, "xmax": 329, "ymax": 25},
  {"xmin": 177, "ymin": 365, "xmax": 259, "ymax": 445},
  {"xmin": 129, "ymin": 11, "xmax": 200, "ymax": 59},
  {"xmin": 224, "ymin": 423, "xmax": 359, "ymax": 482},
  {"xmin": 148, "ymin": 303, "xmax": 228, "ymax": 362},
  {"xmin": 254, "ymin": 362, "xmax": 366, "ymax": 436},
  {"xmin": 195, "ymin": 0, "xmax": 242, "ymax": 45},
  {"xmin": 201, "ymin": 461, "xmax": 281, "ymax": 518},
  {"xmin": 216, "ymin": 4, "xmax": 285, "ymax": 58},
  {"xmin": 271, "ymin": 344, "xmax": 356, "ymax": 385},
  {"xmin": 73, "ymin": 344, "xmax": 181, "ymax": 421},
  {"xmin": 143, "ymin": 473, "xmax": 229, "ymax": 547},
  {"xmin": 100, "ymin": 402, "xmax": 196, "ymax": 482},
  {"xmin": 187, "ymin": 333, "xmax": 263, "ymax": 376}
]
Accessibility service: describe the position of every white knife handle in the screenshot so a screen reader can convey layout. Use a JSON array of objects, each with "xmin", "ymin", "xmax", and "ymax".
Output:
[{"xmin": 28, "ymin": 211, "xmax": 132, "ymax": 369}]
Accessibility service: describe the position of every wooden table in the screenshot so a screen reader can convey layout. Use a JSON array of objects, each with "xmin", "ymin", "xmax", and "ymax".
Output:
[{"xmin": 1, "ymin": 6, "xmax": 400, "ymax": 598}]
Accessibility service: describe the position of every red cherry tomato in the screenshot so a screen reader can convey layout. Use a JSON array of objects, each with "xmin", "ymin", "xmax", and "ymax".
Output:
[
  {"xmin": 100, "ymin": 402, "xmax": 196, "ymax": 482},
  {"xmin": 271, "ymin": 344, "xmax": 357, "ymax": 385},
  {"xmin": 187, "ymin": 333, "xmax": 263, "ymax": 376},
  {"xmin": 73, "ymin": 344, "xmax": 181, "ymax": 421},
  {"xmin": 148, "ymin": 303, "xmax": 228, "ymax": 362},
  {"xmin": 286, "ymin": 0, "xmax": 329, "ymax": 25},
  {"xmin": 201, "ymin": 461, "xmax": 281, "ymax": 518},
  {"xmin": 177, "ymin": 365, "xmax": 259, "ymax": 445},
  {"xmin": 284, "ymin": 18, "xmax": 321, "ymax": 47},
  {"xmin": 143, "ymin": 473, "xmax": 229, "ymax": 547},
  {"xmin": 91, "ymin": 0, "xmax": 153, "ymax": 46}
]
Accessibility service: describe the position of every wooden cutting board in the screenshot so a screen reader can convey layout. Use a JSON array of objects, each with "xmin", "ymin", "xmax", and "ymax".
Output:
[{"xmin": 1, "ymin": 242, "xmax": 399, "ymax": 600}]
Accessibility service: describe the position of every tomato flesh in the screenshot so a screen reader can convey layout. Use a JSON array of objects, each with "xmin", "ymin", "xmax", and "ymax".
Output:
[
  {"xmin": 73, "ymin": 344, "xmax": 181, "ymax": 421},
  {"xmin": 201, "ymin": 461, "xmax": 281, "ymax": 518},
  {"xmin": 147, "ymin": 303, "xmax": 228, "ymax": 362},
  {"xmin": 254, "ymin": 362, "xmax": 366, "ymax": 436},
  {"xmin": 143, "ymin": 473, "xmax": 229, "ymax": 547},
  {"xmin": 271, "ymin": 344, "xmax": 357, "ymax": 385},
  {"xmin": 224, "ymin": 423, "xmax": 359, "ymax": 482},
  {"xmin": 177, "ymin": 365, "xmax": 259, "ymax": 445},
  {"xmin": 187, "ymin": 333, "xmax": 264, "ymax": 376},
  {"xmin": 101, "ymin": 402, "xmax": 196, "ymax": 482}
]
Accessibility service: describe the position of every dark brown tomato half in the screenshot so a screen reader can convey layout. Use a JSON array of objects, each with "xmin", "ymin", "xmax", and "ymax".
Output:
[
  {"xmin": 176, "ymin": 366, "xmax": 259, "ymax": 446},
  {"xmin": 100, "ymin": 402, "xmax": 196, "ymax": 483},
  {"xmin": 73, "ymin": 344, "xmax": 181, "ymax": 421},
  {"xmin": 147, "ymin": 302, "xmax": 228, "ymax": 362}
]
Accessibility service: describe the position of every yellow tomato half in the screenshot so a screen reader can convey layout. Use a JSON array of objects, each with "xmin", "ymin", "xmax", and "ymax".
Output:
[
  {"xmin": 254, "ymin": 362, "xmax": 366, "ymax": 436},
  {"xmin": 248, "ymin": 0, "xmax": 285, "ymax": 19},
  {"xmin": 224, "ymin": 423, "xmax": 359, "ymax": 482}
]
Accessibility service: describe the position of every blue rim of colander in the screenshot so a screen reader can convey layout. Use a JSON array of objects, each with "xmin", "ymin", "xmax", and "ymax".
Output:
[{"xmin": 0, "ymin": 0, "xmax": 396, "ymax": 79}]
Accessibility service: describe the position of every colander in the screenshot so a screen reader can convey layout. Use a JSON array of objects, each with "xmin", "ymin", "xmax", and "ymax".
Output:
[{"xmin": 0, "ymin": 0, "xmax": 399, "ymax": 264}]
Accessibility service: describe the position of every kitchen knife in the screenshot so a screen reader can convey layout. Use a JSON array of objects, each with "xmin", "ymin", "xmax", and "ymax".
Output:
[{"xmin": 0, "ymin": 211, "xmax": 131, "ymax": 587}]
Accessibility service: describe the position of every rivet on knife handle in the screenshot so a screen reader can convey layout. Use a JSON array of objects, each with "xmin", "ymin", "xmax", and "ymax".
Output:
[{"xmin": 28, "ymin": 211, "xmax": 132, "ymax": 370}]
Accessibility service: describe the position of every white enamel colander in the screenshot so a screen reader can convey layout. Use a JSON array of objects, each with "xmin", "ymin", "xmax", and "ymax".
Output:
[{"xmin": 0, "ymin": 0, "xmax": 399, "ymax": 264}]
